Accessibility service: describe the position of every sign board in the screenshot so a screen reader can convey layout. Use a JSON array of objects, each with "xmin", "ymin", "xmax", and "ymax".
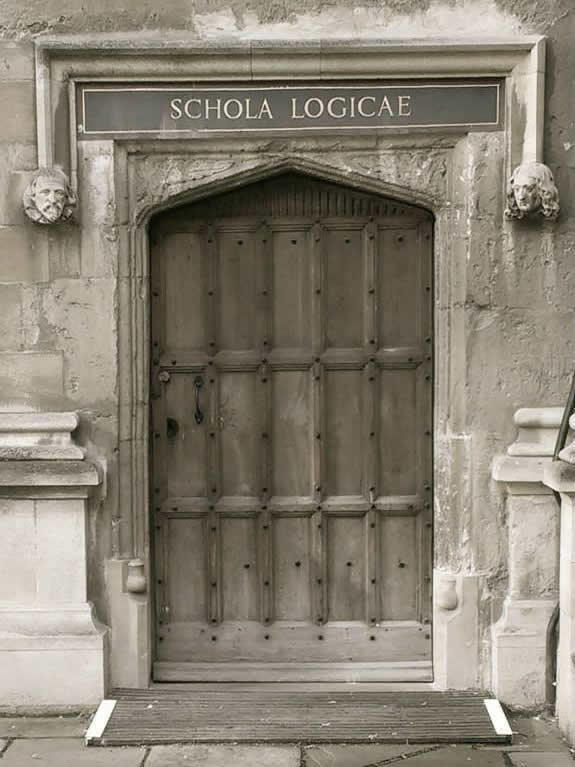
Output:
[{"xmin": 77, "ymin": 81, "xmax": 502, "ymax": 136}]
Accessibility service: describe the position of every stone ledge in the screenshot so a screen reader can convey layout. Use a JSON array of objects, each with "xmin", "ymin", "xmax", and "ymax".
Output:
[
  {"xmin": 0, "ymin": 411, "xmax": 84, "ymax": 460},
  {"xmin": 492, "ymin": 455, "xmax": 551, "ymax": 486},
  {"xmin": 0, "ymin": 461, "xmax": 99, "ymax": 487}
]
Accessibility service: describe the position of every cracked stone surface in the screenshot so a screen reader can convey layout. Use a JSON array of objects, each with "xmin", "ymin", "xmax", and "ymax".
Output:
[
  {"xmin": 303, "ymin": 743, "xmax": 431, "ymax": 766},
  {"xmin": 0, "ymin": 738, "xmax": 146, "ymax": 766},
  {"xmin": 145, "ymin": 744, "xmax": 300, "ymax": 766},
  {"xmin": 398, "ymin": 747, "xmax": 506, "ymax": 764}
]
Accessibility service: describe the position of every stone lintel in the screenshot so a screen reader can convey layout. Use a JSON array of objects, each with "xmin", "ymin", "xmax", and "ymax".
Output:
[{"xmin": 0, "ymin": 460, "xmax": 99, "ymax": 488}]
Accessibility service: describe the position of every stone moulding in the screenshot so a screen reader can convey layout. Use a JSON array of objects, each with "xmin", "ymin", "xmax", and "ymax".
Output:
[
  {"xmin": 33, "ymin": 36, "xmax": 547, "ymax": 179},
  {"xmin": 0, "ymin": 411, "xmax": 84, "ymax": 460}
]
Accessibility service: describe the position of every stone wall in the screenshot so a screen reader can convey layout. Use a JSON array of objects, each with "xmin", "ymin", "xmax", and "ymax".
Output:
[{"xmin": 0, "ymin": 0, "xmax": 574, "ymax": 703}]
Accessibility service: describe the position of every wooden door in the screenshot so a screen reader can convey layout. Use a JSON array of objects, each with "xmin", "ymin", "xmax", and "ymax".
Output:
[{"xmin": 150, "ymin": 173, "xmax": 433, "ymax": 682}]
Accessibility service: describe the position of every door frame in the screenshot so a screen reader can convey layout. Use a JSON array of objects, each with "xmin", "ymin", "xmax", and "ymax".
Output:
[{"xmin": 34, "ymin": 37, "xmax": 546, "ymax": 691}]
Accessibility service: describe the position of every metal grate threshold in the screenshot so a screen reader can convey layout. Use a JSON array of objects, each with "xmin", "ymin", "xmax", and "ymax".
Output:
[{"xmin": 85, "ymin": 689, "xmax": 512, "ymax": 747}]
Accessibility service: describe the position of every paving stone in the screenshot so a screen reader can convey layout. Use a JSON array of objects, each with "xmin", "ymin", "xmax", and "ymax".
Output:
[
  {"xmin": 303, "ymin": 743, "xmax": 428, "ymax": 767},
  {"xmin": 507, "ymin": 754, "xmax": 575, "ymax": 767},
  {"xmin": 0, "ymin": 738, "xmax": 145, "ymax": 766},
  {"xmin": 505, "ymin": 716, "xmax": 570, "ymax": 752},
  {"xmin": 399, "ymin": 745, "xmax": 507, "ymax": 764},
  {"xmin": 146, "ymin": 744, "xmax": 300, "ymax": 767},
  {"xmin": 0, "ymin": 717, "xmax": 88, "ymax": 738}
]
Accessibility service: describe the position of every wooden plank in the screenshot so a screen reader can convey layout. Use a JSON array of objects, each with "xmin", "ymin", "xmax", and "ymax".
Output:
[
  {"xmin": 378, "ymin": 225, "xmax": 421, "ymax": 349},
  {"xmin": 162, "ymin": 231, "xmax": 207, "ymax": 354},
  {"xmin": 219, "ymin": 371, "xmax": 259, "ymax": 496},
  {"xmin": 379, "ymin": 368, "xmax": 418, "ymax": 496},
  {"xmin": 271, "ymin": 225, "xmax": 311, "ymax": 350},
  {"xmin": 326, "ymin": 516, "xmax": 366, "ymax": 621},
  {"xmin": 325, "ymin": 370, "xmax": 363, "ymax": 496},
  {"xmin": 154, "ymin": 660, "xmax": 433, "ymax": 683},
  {"xmin": 272, "ymin": 369, "xmax": 311, "ymax": 498},
  {"xmin": 216, "ymin": 226, "xmax": 258, "ymax": 351},
  {"xmin": 158, "ymin": 620, "xmax": 429, "ymax": 663},
  {"xmin": 380, "ymin": 516, "xmax": 419, "ymax": 621},
  {"xmin": 220, "ymin": 515, "xmax": 259, "ymax": 621},
  {"xmin": 311, "ymin": 508, "xmax": 327, "ymax": 625},
  {"xmin": 273, "ymin": 514, "xmax": 312, "ymax": 621},
  {"xmin": 325, "ymin": 225, "xmax": 364, "ymax": 348}
]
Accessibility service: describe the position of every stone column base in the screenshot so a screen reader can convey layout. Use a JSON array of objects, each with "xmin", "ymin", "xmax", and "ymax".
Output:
[
  {"xmin": 0, "ymin": 604, "xmax": 107, "ymax": 708},
  {"xmin": 491, "ymin": 597, "xmax": 556, "ymax": 710}
]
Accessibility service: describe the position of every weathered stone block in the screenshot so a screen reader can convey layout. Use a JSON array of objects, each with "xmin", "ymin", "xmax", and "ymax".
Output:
[
  {"xmin": 0, "ymin": 170, "xmax": 34, "ymax": 226},
  {"xmin": 0, "ymin": 351, "xmax": 64, "ymax": 408},
  {"xmin": 0, "ymin": 499, "xmax": 36, "ymax": 601},
  {"xmin": 491, "ymin": 598, "xmax": 556, "ymax": 710},
  {"xmin": 0, "ymin": 284, "xmax": 22, "ymax": 349},
  {"xmin": 48, "ymin": 225, "xmax": 81, "ymax": 279},
  {"xmin": 508, "ymin": 495, "xmax": 559, "ymax": 598},
  {"xmin": 0, "ymin": 42, "xmax": 34, "ymax": 81},
  {"xmin": 39, "ymin": 279, "xmax": 117, "ymax": 404},
  {"xmin": 36, "ymin": 500, "xmax": 87, "ymax": 602},
  {"xmin": 0, "ymin": 82, "xmax": 35, "ymax": 142},
  {"xmin": 0, "ymin": 226, "xmax": 49, "ymax": 282}
]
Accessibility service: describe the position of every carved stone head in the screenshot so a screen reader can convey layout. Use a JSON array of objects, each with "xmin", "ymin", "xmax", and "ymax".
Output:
[
  {"xmin": 23, "ymin": 167, "xmax": 77, "ymax": 224},
  {"xmin": 505, "ymin": 162, "xmax": 559, "ymax": 221}
]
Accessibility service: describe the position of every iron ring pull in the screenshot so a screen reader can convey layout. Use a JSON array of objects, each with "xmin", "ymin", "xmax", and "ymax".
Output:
[{"xmin": 194, "ymin": 375, "xmax": 205, "ymax": 425}]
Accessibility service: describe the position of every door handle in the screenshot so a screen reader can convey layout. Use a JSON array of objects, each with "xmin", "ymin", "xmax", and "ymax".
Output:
[{"xmin": 194, "ymin": 375, "xmax": 205, "ymax": 425}]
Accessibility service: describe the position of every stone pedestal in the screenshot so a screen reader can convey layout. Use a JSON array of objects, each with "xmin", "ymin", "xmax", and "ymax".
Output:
[
  {"xmin": 0, "ymin": 412, "xmax": 106, "ymax": 709},
  {"xmin": 544, "ymin": 459, "xmax": 575, "ymax": 745},
  {"xmin": 492, "ymin": 407, "xmax": 560, "ymax": 710}
]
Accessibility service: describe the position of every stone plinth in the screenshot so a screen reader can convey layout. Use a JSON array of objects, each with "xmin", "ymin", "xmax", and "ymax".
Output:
[
  {"xmin": 543, "ymin": 461, "xmax": 575, "ymax": 746},
  {"xmin": 0, "ymin": 413, "xmax": 106, "ymax": 709},
  {"xmin": 491, "ymin": 407, "xmax": 560, "ymax": 710}
]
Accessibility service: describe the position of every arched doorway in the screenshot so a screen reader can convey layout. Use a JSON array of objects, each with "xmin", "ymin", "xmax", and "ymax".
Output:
[{"xmin": 149, "ymin": 172, "xmax": 434, "ymax": 682}]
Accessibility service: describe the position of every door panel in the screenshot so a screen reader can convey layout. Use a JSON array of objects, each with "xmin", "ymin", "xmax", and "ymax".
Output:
[{"xmin": 150, "ymin": 173, "xmax": 433, "ymax": 682}]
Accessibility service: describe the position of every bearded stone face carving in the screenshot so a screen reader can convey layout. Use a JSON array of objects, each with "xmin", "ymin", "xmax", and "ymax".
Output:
[
  {"xmin": 23, "ymin": 168, "xmax": 77, "ymax": 224},
  {"xmin": 505, "ymin": 162, "xmax": 560, "ymax": 221}
]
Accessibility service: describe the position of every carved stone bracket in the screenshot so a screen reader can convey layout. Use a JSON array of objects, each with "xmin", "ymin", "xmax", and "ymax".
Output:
[
  {"xmin": 504, "ymin": 161, "xmax": 560, "ymax": 222},
  {"xmin": 23, "ymin": 167, "xmax": 77, "ymax": 224}
]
